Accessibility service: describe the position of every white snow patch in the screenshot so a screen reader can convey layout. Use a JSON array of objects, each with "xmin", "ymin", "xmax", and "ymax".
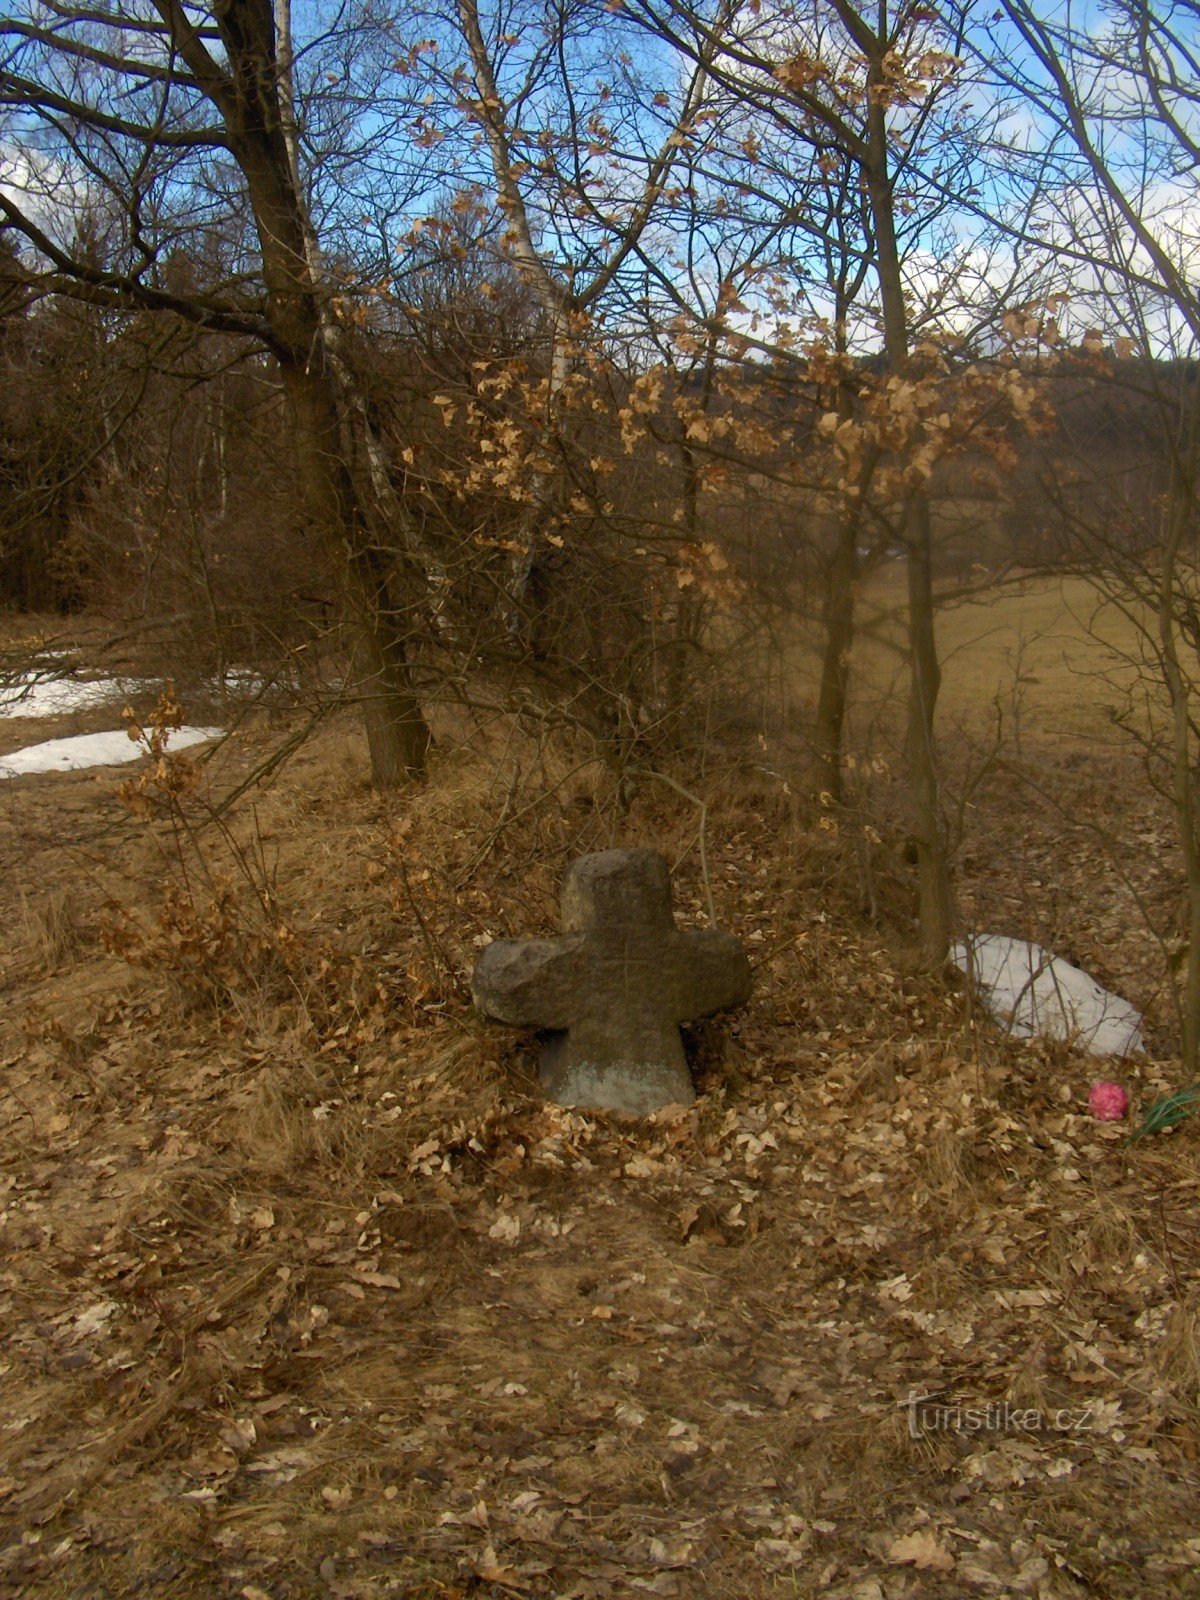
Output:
[
  {"xmin": 0, "ymin": 673, "xmax": 145, "ymax": 719},
  {"xmin": 951, "ymin": 934, "xmax": 1144, "ymax": 1057},
  {"xmin": 0, "ymin": 726, "xmax": 222, "ymax": 779},
  {"xmin": 216, "ymin": 667, "xmax": 266, "ymax": 694}
]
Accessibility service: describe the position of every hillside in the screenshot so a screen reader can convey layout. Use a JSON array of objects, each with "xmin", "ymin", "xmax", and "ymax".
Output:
[{"xmin": 1, "ymin": 646, "xmax": 1198, "ymax": 1599}]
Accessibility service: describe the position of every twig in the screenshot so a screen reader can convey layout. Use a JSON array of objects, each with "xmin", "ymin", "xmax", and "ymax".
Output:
[
  {"xmin": 395, "ymin": 852, "xmax": 469, "ymax": 1001},
  {"xmin": 207, "ymin": 701, "xmax": 334, "ymax": 821},
  {"xmin": 628, "ymin": 766, "xmax": 717, "ymax": 927}
]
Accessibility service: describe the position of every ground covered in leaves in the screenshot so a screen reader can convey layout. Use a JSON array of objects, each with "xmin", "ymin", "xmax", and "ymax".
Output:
[{"xmin": 1, "ymin": 691, "xmax": 1199, "ymax": 1599}]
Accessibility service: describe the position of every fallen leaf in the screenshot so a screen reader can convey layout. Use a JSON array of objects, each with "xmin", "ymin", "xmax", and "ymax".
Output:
[
  {"xmin": 648, "ymin": 1536, "xmax": 694, "ymax": 1567},
  {"xmin": 473, "ymin": 1545, "xmax": 531, "ymax": 1590},
  {"xmin": 220, "ymin": 1417, "xmax": 257, "ymax": 1455},
  {"xmin": 355, "ymin": 1271, "xmax": 403, "ymax": 1290},
  {"xmin": 439, "ymin": 1500, "xmax": 489, "ymax": 1530},
  {"xmin": 887, "ymin": 1530, "xmax": 954, "ymax": 1571},
  {"xmin": 71, "ymin": 1301, "xmax": 119, "ymax": 1340}
]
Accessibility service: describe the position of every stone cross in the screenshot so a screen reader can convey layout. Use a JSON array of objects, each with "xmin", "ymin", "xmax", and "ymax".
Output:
[{"xmin": 471, "ymin": 848, "xmax": 752, "ymax": 1113}]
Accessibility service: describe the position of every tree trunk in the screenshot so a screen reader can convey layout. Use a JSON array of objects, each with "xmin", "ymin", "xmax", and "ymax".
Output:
[
  {"xmin": 213, "ymin": 0, "xmax": 432, "ymax": 785},
  {"xmin": 663, "ymin": 342, "xmax": 717, "ymax": 727},
  {"xmin": 507, "ymin": 312, "xmax": 572, "ymax": 652},
  {"xmin": 812, "ymin": 502, "xmax": 859, "ymax": 803},
  {"xmin": 904, "ymin": 493, "xmax": 954, "ymax": 961},
  {"xmin": 280, "ymin": 357, "xmax": 431, "ymax": 782},
  {"xmin": 865, "ymin": 81, "xmax": 954, "ymax": 963},
  {"xmin": 812, "ymin": 350, "xmax": 870, "ymax": 803},
  {"xmin": 347, "ymin": 595, "xmax": 431, "ymax": 786},
  {"xmin": 1158, "ymin": 372, "xmax": 1200, "ymax": 1068}
]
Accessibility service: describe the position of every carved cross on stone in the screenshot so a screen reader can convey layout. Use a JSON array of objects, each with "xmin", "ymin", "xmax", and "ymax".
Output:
[{"xmin": 471, "ymin": 848, "xmax": 752, "ymax": 1113}]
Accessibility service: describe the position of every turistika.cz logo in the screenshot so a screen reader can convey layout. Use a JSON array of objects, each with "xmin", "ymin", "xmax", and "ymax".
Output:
[{"xmin": 901, "ymin": 1392, "xmax": 1095, "ymax": 1439}]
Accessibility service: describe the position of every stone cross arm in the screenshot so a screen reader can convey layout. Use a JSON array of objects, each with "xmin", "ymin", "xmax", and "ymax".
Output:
[
  {"xmin": 472, "ymin": 924, "xmax": 748, "ymax": 1030},
  {"xmin": 665, "ymin": 927, "xmax": 753, "ymax": 1023},
  {"xmin": 468, "ymin": 935, "xmax": 584, "ymax": 1031}
]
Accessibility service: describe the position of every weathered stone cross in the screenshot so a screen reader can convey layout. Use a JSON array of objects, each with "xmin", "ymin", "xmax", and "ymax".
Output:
[{"xmin": 471, "ymin": 848, "xmax": 752, "ymax": 1113}]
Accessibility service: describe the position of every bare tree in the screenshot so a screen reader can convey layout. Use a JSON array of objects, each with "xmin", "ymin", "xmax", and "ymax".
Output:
[
  {"xmin": 1, "ymin": 0, "xmax": 436, "ymax": 783},
  {"xmin": 608, "ymin": 0, "xmax": 1014, "ymax": 959},
  {"xmin": 434, "ymin": 0, "xmax": 735, "ymax": 648},
  {"xmin": 984, "ymin": 0, "xmax": 1200, "ymax": 1061}
]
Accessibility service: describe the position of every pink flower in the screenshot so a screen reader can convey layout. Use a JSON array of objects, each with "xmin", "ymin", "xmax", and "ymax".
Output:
[{"xmin": 1088, "ymin": 1081, "xmax": 1129, "ymax": 1122}]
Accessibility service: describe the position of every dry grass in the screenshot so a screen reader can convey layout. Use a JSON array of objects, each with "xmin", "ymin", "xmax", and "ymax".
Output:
[
  {"xmin": 18, "ymin": 886, "xmax": 83, "ymax": 972},
  {"xmin": 770, "ymin": 568, "xmax": 1153, "ymax": 745},
  {"xmin": 1160, "ymin": 1291, "xmax": 1200, "ymax": 1409},
  {"xmin": 0, "ymin": 639, "xmax": 1198, "ymax": 1596}
]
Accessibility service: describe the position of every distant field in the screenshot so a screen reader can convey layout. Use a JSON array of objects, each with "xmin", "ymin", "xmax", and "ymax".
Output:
[
  {"xmin": 926, "ymin": 575, "xmax": 1151, "ymax": 738},
  {"xmin": 770, "ymin": 569, "xmax": 1156, "ymax": 746},
  {"xmin": 0, "ymin": 577, "xmax": 1158, "ymax": 748}
]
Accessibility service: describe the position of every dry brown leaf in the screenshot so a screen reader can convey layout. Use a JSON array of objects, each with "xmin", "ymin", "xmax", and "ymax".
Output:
[
  {"xmin": 887, "ymin": 1530, "xmax": 954, "ymax": 1571},
  {"xmin": 355, "ymin": 1270, "xmax": 403, "ymax": 1290},
  {"xmin": 472, "ymin": 1544, "xmax": 531, "ymax": 1590}
]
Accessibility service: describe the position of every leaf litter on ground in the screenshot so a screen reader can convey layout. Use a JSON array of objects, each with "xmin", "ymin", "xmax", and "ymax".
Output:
[{"xmin": 0, "ymin": 711, "xmax": 1197, "ymax": 1598}]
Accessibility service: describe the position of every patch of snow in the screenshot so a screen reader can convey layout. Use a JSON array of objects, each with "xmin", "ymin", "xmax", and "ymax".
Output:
[
  {"xmin": 0, "ymin": 673, "xmax": 145, "ymax": 719},
  {"xmin": 216, "ymin": 667, "xmax": 266, "ymax": 694},
  {"xmin": 0, "ymin": 726, "xmax": 222, "ymax": 779},
  {"xmin": 951, "ymin": 934, "xmax": 1144, "ymax": 1057},
  {"xmin": 213, "ymin": 666, "xmax": 307, "ymax": 701}
]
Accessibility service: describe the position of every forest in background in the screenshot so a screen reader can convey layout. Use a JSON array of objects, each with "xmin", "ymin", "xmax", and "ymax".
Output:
[{"xmin": 0, "ymin": 0, "xmax": 1198, "ymax": 1025}]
